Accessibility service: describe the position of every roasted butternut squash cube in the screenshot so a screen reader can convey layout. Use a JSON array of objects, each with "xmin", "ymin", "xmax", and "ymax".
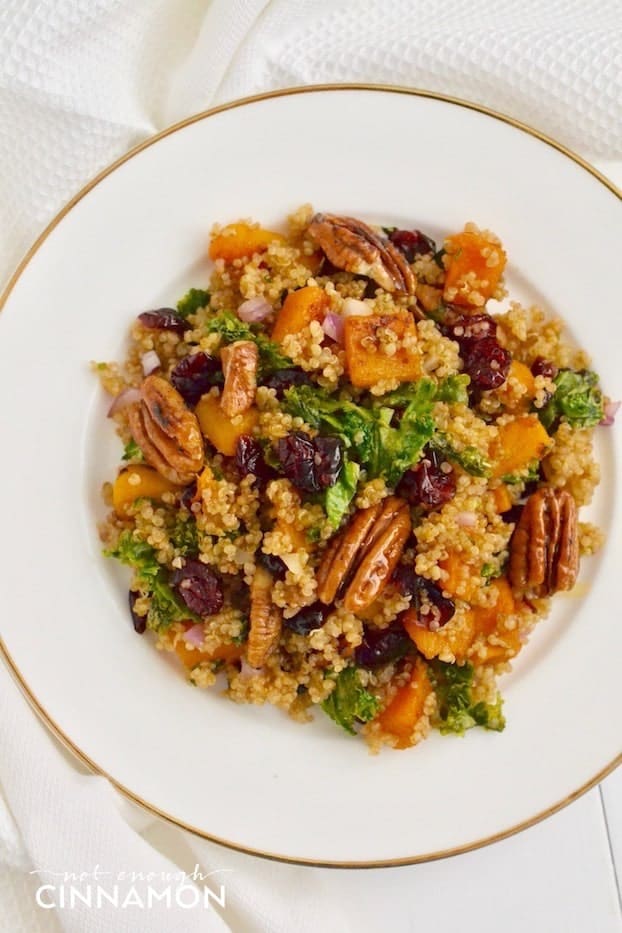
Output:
[
  {"xmin": 443, "ymin": 229, "xmax": 507, "ymax": 308},
  {"xmin": 402, "ymin": 609, "xmax": 476, "ymax": 662},
  {"xmin": 490, "ymin": 415, "xmax": 551, "ymax": 479},
  {"xmin": 113, "ymin": 465, "xmax": 179, "ymax": 515},
  {"xmin": 470, "ymin": 578, "xmax": 516, "ymax": 637},
  {"xmin": 377, "ymin": 657, "xmax": 433, "ymax": 748},
  {"xmin": 195, "ymin": 393, "xmax": 258, "ymax": 456},
  {"xmin": 271, "ymin": 285, "xmax": 329, "ymax": 344},
  {"xmin": 492, "ymin": 484, "xmax": 513, "ymax": 514},
  {"xmin": 208, "ymin": 222, "xmax": 285, "ymax": 262},
  {"xmin": 175, "ymin": 635, "xmax": 242, "ymax": 670},
  {"xmin": 344, "ymin": 311, "xmax": 420, "ymax": 388},
  {"xmin": 438, "ymin": 550, "xmax": 481, "ymax": 601}
]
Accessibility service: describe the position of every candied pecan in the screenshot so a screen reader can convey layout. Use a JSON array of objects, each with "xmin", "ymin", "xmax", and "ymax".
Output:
[
  {"xmin": 247, "ymin": 565, "xmax": 283, "ymax": 668},
  {"xmin": 307, "ymin": 213, "xmax": 417, "ymax": 295},
  {"xmin": 128, "ymin": 375, "xmax": 204, "ymax": 484},
  {"xmin": 220, "ymin": 340, "xmax": 258, "ymax": 417},
  {"xmin": 509, "ymin": 487, "xmax": 579, "ymax": 596},
  {"xmin": 317, "ymin": 497, "xmax": 411, "ymax": 612}
]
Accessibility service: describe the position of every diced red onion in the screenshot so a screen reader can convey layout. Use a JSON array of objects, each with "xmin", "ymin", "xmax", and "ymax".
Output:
[
  {"xmin": 107, "ymin": 386, "xmax": 141, "ymax": 417},
  {"xmin": 341, "ymin": 298, "xmax": 373, "ymax": 318},
  {"xmin": 456, "ymin": 511, "xmax": 478, "ymax": 528},
  {"xmin": 239, "ymin": 659, "xmax": 263, "ymax": 679},
  {"xmin": 141, "ymin": 349, "xmax": 161, "ymax": 376},
  {"xmin": 182, "ymin": 623, "xmax": 205, "ymax": 648},
  {"xmin": 322, "ymin": 312, "xmax": 344, "ymax": 345},
  {"xmin": 600, "ymin": 400, "xmax": 620, "ymax": 426},
  {"xmin": 237, "ymin": 297, "xmax": 272, "ymax": 323}
]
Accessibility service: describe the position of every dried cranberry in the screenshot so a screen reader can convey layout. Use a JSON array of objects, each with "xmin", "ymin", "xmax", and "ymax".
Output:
[
  {"xmin": 461, "ymin": 337, "xmax": 511, "ymax": 390},
  {"xmin": 396, "ymin": 447, "xmax": 456, "ymax": 510},
  {"xmin": 276, "ymin": 432, "xmax": 317, "ymax": 492},
  {"xmin": 285, "ymin": 601, "xmax": 329, "ymax": 635},
  {"xmin": 128, "ymin": 590, "xmax": 146, "ymax": 634},
  {"xmin": 276, "ymin": 432, "xmax": 342, "ymax": 493},
  {"xmin": 258, "ymin": 552, "xmax": 287, "ymax": 580},
  {"xmin": 442, "ymin": 312, "xmax": 497, "ymax": 344},
  {"xmin": 388, "ymin": 229, "xmax": 436, "ymax": 262},
  {"xmin": 180, "ymin": 481, "xmax": 197, "ymax": 511},
  {"xmin": 392, "ymin": 564, "xmax": 419, "ymax": 597},
  {"xmin": 531, "ymin": 357, "xmax": 558, "ymax": 380},
  {"xmin": 313, "ymin": 437, "xmax": 343, "ymax": 488},
  {"xmin": 410, "ymin": 576, "xmax": 455, "ymax": 630},
  {"xmin": 138, "ymin": 309, "xmax": 190, "ymax": 334},
  {"xmin": 502, "ymin": 504, "xmax": 523, "ymax": 524},
  {"xmin": 264, "ymin": 368, "xmax": 313, "ymax": 398},
  {"xmin": 171, "ymin": 560, "xmax": 223, "ymax": 617},
  {"xmin": 171, "ymin": 352, "xmax": 220, "ymax": 406},
  {"xmin": 235, "ymin": 435, "xmax": 275, "ymax": 484},
  {"xmin": 354, "ymin": 621, "xmax": 412, "ymax": 668}
]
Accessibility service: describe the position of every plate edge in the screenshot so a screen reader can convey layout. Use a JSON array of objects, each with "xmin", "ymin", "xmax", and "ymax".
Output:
[{"xmin": 0, "ymin": 83, "xmax": 620, "ymax": 867}]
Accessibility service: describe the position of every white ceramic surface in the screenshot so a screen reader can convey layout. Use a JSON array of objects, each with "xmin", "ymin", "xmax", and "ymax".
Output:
[{"xmin": 0, "ymin": 88, "xmax": 620, "ymax": 865}]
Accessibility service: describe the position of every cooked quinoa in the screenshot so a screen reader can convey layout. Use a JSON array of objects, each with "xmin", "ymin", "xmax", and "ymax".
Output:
[{"xmin": 96, "ymin": 207, "xmax": 611, "ymax": 751}]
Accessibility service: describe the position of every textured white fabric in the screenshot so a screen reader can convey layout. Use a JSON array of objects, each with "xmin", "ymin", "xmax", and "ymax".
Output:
[{"xmin": 0, "ymin": 2, "xmax": 621, "ymax": 931}]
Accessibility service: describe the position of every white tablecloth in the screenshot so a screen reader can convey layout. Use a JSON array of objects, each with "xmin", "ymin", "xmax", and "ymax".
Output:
[{"xmin": 1, "ymin": 2, "xmax": 621, "ymax": 931}]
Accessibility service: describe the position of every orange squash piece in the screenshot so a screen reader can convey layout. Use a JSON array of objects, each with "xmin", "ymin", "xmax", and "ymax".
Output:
[
  {"xmin": 377, "ymin": 657, "xmax": 433, "ymax": 748},
  {"xmin": 271, "ymin": 285, "xmax": 329, "ymax": 344},
  {"xmin": 112, "ymin": 465, "xmax": 179, "ymax": 515},
  {"xmin": 470, "ymin": 578, "xmax": 515, "ymax": 637},
  {"xmin": 492, "ymin": 484, "xmax": 513, "ymax": 514},
  {"xmin": 469, "ymin": 578, "xmax": 522, "ymax": 664},
  {"xmin": 343, "ymin": 311, "xmax": 421, "ymax": 388},
  {"xmin": 208, "ymin": 222, "xmax": 285, "ymax": 262},
  {"xmin": 175, "ymin": 635, "xmax": 242, "ymax": 670},
  {"xmin": 402, "ymin": 609, "xmax": 476, "ymax": 662},
  {"xmin": 443, "ymin": 229, "xmax": 507, "ymax": 308},
  {"xmin": 438, "ymin": 551, "xmax": 481, "ymax": 601},
  {"xmin": 195, "ymin": 393, "xmax": 258, "ymax": 456},
  {"xmin": 490, "ymin": 415, "xmax": 551, "ymax": 479}
]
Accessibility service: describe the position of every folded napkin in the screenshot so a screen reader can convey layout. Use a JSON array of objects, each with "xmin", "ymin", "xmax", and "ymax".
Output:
[{"xmin": 1, "ymin": 2, "xmax": 620, "ymax": 931}]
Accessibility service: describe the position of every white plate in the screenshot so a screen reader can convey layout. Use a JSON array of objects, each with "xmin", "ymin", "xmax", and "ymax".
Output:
[{"xmin": 0, "ymin": 86, "xmax": 620, "ymax": 866}]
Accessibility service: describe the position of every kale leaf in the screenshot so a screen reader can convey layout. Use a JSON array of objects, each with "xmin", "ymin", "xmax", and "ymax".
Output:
[
  {"xmin": 176, "ymin": 288, "xmax": 210, "ymax": 318},
  {"xmin": 105, "ymin": 531, "xmax": 193, "ymax": 631},
  {"xmin": 429, "ymin": 660, "xmax": 505, "ymax": 735},
  {"xmin": 429, "ymin": 433, "xmax": 491, "ymax": 477},
  {"xmin": 321, "ymin": 667, "xmax": 381, "ymax": 735},
  {"xmin": 324, "ymin": 455, "xmax": 360, "ymax": 528},
  {"xmin": 122, "ymin": 438, "xmax": 143, "ymax": 462},
  {"xmin": 283, "ymin": 380, "xmax": 437, "ymax": 486},
  {"xmin": 205, "ymin": 310, "xmax": 292, "ymax": 375},
  {"xmin": 539, "ymin": 369, "xmax": 604, "ymax": 431}
]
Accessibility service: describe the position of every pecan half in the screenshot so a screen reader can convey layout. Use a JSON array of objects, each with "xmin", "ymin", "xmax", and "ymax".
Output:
[
  {"xmin": 220, "ymin": 340, "xmax": 258, "ymax": 417},
  {"xmin": 128, "ymin": 374, "xmax": 204, "ymax": 484},
  {"xmin": 308, "ymin": 213, "xmax": 417, "ymax": 296},
  {"xmin": 247, "ymin": 565, "xmax": 283, "ymax": 668},
  {"xmin": 317, "ymin": 497, "xmax": 411, "ymax": 612},
  {"xmin": 509, "ymin": 487, "xmax": 579, "ymax": 596}
]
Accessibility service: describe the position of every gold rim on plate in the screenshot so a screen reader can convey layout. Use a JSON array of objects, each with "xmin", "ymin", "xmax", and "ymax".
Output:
[{"xmin": 0, "ymin": 84, "xmax": 620, "ymax": 869}]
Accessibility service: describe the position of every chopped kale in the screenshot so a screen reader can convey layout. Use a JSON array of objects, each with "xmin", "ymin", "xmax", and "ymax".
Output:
[
  {"xmin": 176, "ymin": 288, "xmax": 210, "ymax": 318},
  {"xmin": 429, "ymin": 660, "xmax": 505, "ymax": 735},
  {"xmin": 501, "ymin": 459, "xmax": 540, "ymax": 485},
  {"xmin": 170, "ymin": 515, "xmax": 199, "ymax": 557},
  {"xmin": 122, "ymin": 438, "xmax": 143, "ymax": 462},
  {"xmin": 206, "ymin": 310, "xmax": 292, "ymax": 375},
  {"xmin": 429, "ymin": 433, "xmax": 491, "ymax": 477},
  {"xmin": 105, "ymin": 531, "xmax": 194, "ymax": 631},
  {"xmin": 283, "ymin": 379, "xmax": 437, "ymax": 486},
  {"xmin": 324, "ymin": 455, "xmax": 360, "ymax": 528},
  {"xmin": 321, "ymin": 667, "xmax": 381, "ymax": 735},
  {"xmin": 539, "ymin": 369, "xmax": 604, "ymax": 431}
]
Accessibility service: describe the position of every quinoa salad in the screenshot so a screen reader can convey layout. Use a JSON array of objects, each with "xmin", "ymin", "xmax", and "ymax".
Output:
[{"xmin": 96, "ymin": 206, "xmax": 615, "ymax": 751}]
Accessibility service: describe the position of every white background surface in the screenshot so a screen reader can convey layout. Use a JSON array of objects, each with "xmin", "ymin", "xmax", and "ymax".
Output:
[{"xmin": 0, "ymin": 1, "xmax": 621, "ymax": 931}]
